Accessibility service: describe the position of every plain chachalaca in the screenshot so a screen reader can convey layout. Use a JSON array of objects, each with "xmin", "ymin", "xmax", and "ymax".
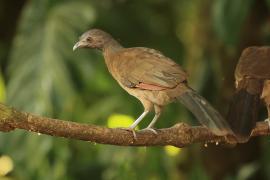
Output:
[
  {"xmin": 227, "ymin": 46, "xmax": 270, "ymax": 142},
  {"xmin": 73, "ymin": 29, "xmax": 232, "ymax": 136}
]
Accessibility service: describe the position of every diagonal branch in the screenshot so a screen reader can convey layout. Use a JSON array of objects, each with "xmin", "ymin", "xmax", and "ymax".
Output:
[{"xmin": 0, "ymin": 103, "xmax": 269, "ymax": 148}]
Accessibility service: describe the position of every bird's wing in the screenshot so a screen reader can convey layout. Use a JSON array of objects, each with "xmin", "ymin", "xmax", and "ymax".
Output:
[{"xmin": 113, "ymin": 47, "xmax": 187, "ymax": 90}]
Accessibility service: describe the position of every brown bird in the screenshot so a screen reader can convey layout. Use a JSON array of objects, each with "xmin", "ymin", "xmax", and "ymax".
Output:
[
  {"xmin": 227, "ymin": 46, "xmax": 270, "ymax": 142},
  {"xmin": 73, "ymin": 29, "xmax": 231, "ymax": 136}
]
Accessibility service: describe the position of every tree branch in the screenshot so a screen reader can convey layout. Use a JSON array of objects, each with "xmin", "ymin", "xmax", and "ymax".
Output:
[{"xmin": 0, "ymin": 103, "xmax": 269, "ymax": 147}]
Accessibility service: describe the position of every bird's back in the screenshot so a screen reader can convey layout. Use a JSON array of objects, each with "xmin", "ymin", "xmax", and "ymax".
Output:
[{"xmin": 107, "ymin": 47, "xmax": 188, "ymax": 90}]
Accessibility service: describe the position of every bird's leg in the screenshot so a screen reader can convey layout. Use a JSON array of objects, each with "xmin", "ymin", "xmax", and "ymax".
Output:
[
  {"xmin": 140, "ymin": 105, "xmax": 162, "ymax": 134},
  {"xmin": 262, "ymin": 81, "xmax": 270, "ymax": 129},
  {"xmin": 129, "ymin": 111, "xmax": 149, "ymax": 129},
  {"xmin": 268, "ymin": 105, "xmax": 270, "ymax": 118},
  {"xmin": 142, "ymin": 113, "xmax": 160, "ymax": 134},
  {"xmin": 119, "ymin": 100, "xmax": 153, "ymax": 139},
  {"xmin": 118, "ymin": 111, "xmax": 149, "ymax": 140},
  {"xmin": 265, "ymin": 104, "xmax": 270, "ymax": 129}
]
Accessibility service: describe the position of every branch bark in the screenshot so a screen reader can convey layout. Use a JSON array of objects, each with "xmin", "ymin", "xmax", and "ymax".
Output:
[{"xmin": 0, "ymin": 103, "xmax": 269, "ymax": 148}]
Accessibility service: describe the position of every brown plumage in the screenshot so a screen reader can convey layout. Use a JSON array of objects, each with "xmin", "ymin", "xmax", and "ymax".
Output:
[
  {"xmin": 73, "ymin": 29, "xmax": 232, "ymax": 136},
  {"xmin": 227, "ymin": 46, "xmax": 270, "ymax": 142}
]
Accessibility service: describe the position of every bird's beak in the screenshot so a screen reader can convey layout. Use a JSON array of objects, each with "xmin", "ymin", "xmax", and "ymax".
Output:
[
  {"xmin": 73, "ymin": 42, "xmax": 81, "ymax": 51},
  {"xmin": 73, "ymin": 41, "xmax": 88, "ymax": 51}
]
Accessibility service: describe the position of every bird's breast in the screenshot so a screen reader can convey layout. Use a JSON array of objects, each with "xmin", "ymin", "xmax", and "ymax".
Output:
[{"xmin": 103, "ymin": 52, "xmax": 120, "ymax": 79}]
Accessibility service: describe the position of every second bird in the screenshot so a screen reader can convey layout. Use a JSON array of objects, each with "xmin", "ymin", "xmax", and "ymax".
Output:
[
  {"xmin": 73, "ymin": 29, "xmax": 232, "ymax": 136},
  {"xmin": 227, "ymin": 46, "xmax": 270, "ymax": 142}
]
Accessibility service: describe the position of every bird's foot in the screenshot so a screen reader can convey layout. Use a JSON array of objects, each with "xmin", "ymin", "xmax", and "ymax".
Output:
[
  {"xmin": 116, "ymin": 127, "xmax": 137, "ymax": 140},
  {"xmin": 265, "ymin": 118, "xmax": 270, "ymax": 129},
  {"xmin": 140, "ymin": 127, "xmax": 158, "ymax": 135}
]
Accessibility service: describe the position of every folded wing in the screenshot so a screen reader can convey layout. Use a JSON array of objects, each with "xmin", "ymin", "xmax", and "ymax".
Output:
[{"xmin": 114, "ymin": 47, "xmax": 187, "ymax": 90}]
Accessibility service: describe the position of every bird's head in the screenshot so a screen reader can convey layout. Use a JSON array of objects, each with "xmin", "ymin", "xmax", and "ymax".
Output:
[{"xmin": 73, "ymin": 29, "xmax": 113, "ymax": 51}]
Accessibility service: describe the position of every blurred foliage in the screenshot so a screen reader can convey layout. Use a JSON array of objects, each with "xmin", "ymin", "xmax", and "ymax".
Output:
[
  {"xmin": 7, "ymin": 0, "xmax": 95, "ymax": 115},
  {"xmin": 0, "ymin": 0, "xmax": 270, "ymax": 179},
  {"xmin": 212, "ymin": 0, "xmax": 254, "ymax": 46},
  {"xmin": 0, "ymin": 71, "xmax": 5, "ymax": 102}
]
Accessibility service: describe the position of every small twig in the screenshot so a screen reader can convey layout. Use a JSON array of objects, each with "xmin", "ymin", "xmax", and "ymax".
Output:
[{"xmin": 0, "ymin": 103, "xmax": 269, "ymax": 148}]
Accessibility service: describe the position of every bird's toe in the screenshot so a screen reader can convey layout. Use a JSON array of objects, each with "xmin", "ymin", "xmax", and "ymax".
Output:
[
  {"xmin": 116, "ymin": 127, "xmax": 137, "ymax": 140},
  {"xmin": 140, "ymin": 127, "xmax": 158, "ymax": 135},
  {"xmin": 265, "ymin": 118, "xmax": 270, "ymax": 128}
]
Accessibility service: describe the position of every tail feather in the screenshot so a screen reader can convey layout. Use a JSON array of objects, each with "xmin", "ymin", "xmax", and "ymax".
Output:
[
  {"xmin": 227, "ymin": 89, "xmax": 259, "ymax": 143},
  {"xmin": 177, "ymin": 89, "xmax": 232, "ymax": 136}
]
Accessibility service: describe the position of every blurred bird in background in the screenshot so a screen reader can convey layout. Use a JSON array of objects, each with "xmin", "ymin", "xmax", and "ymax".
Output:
[
  {"xmin": 73, "ymin": 29, "xmax": 232, "ymax": 137},
  {"xmin": 227, "ymin": 46, "xmax": 270, "ymax": 143}
]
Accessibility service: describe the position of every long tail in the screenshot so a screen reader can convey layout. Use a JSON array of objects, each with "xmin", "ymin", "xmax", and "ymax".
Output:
[
  {"xmin": 227, "ymin": 89, "xmax": 259, "ymax": 143},
  {"xmin": 177, "ymin": 88, "xmax": 232, "ymax": 136}
]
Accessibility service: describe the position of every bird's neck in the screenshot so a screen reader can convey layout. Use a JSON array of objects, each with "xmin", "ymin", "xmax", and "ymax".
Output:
[
  {"xmin": 103, "ymin": 39, "xmax": 123, "ymax": 64},
  {"xmin": 103, "ymin": 39, "xmax": 123, "ymax": 55},
  {"xmin": 102, "ymin": 39, "xmax": 123, "ymax": 75}
]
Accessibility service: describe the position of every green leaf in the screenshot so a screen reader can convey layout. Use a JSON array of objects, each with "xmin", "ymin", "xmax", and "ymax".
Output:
[
  {"xmin": 212, "ymin": 0, "xmax": 254, "ymax": 46},
  {"xmin": 4, "ymin": 1, "xmax": 96, "ymax": 179},
  {"xmin": 7, "ymin": 0, "xmax": 96, "ymax": 115},
  {"xmin": 266, "ymin": 0, "xmax": 270, "ymax": 7}
]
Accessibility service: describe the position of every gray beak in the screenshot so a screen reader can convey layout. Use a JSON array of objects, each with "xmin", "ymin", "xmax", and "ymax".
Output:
[{"xmin": 73, "ymin": 42, "xmax": 81, "ymax": 51}]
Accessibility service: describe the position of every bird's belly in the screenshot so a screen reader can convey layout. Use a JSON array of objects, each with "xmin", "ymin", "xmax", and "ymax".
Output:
[{"xmin": 121, "ymin": 83, "xmax": 188, "ymax": 106}]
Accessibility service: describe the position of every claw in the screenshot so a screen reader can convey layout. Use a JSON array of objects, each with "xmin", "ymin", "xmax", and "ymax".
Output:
[
  {"xmin": 117, "ymin": 127, "xmax": 137, "ymax": 140},
  {"xmin": 140, "ymin": 127, "xmax": 158, "ymax": 135},
  {"xmin": 265, "ymin": 118, "xmax": 270, "ymax": 129}
]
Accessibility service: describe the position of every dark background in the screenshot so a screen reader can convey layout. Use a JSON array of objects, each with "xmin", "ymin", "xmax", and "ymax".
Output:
[{"xmin": 0, "ymin": 0, "xmax": 270, "ymax": 179}]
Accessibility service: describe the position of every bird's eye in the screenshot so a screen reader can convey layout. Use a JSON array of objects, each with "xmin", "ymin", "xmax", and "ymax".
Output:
[{"xmin": 86, "ymin": 37, "xmax": 93, "ymax": 42}]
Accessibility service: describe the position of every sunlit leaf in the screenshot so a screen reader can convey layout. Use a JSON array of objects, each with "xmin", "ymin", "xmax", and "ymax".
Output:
[
  {"xmin": 0, "ymin": 71, "xmax": 6, "ymax": 102},
  {"xmin": 164, "ymin": 146, "xmax": 181, "ymax": 157},
  {"xmin": 0, "ymin": 155, "xmax": 13, "ymax": 177},
  {"xmin": 237, "ymin": 162, "xmax": 259, "ymax": 180},
  {"xmin": 107, "ymin": 113, "xmax": 135, "ymax": 128}
]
